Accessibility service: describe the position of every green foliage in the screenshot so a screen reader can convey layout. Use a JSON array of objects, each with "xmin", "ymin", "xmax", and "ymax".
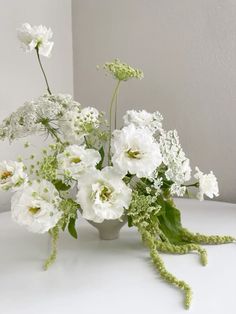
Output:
[
  {"xmin": 68, "ymin": 218, "xmax": 78, "ymax": 239},
  {"xmin": 58, "ymin": 198, "xmax": 79, "ymax": 238},
  {"xmin": 96, "ymin": 146, "xmax": 105, "ymax": 170}
]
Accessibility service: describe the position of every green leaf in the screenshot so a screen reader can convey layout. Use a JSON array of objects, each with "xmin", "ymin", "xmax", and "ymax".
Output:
[
  {"xmin": 68, "ymin": 218, "xmax": 78, "ymax": 239},
  {"xmin": 158, "ymin": 199, "xmax": 187, "ymax": 245},
  {"xmin": 127, "ymin": 215, "xmax": 133, "ymax": 228},
  {"xmin": 96, "ymin": 146, "xmax": 105, "ymax": 170},
  {"xmin": 53, "ymin": 180, "xmax": 71, "ymax": 191}
]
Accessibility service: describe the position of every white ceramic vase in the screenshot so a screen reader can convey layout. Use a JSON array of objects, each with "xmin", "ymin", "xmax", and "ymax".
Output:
[{"xmin": 86, "ymin": 216, "xmax": 127, "ymax": 240}]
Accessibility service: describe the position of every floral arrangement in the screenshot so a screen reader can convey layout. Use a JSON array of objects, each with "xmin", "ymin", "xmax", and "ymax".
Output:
[{"xmin": 0, "ymin": 23, "xmax": 235, "ymax": 309}]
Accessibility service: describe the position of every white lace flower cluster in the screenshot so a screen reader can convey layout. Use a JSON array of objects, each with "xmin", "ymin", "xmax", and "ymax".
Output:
[
  {"xmin": 159, "ymin": 130, "xmax": 191, "ymax": 196},
  {"xmin": 123, "ymin": 109, "xmax": 163, "ymax": 134},
  {"xmin": 0, "ymin": 94, "xmax": 101, "ymax": 142},
  {"xmin": 59, "ymin": 106, "xmax": 101, "ymax": 144}
]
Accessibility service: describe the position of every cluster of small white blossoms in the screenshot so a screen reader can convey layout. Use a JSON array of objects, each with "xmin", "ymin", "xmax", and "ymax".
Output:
[
  {"xmin": 123, "ymin": 109, "xmax": 163, "ymax": 134},
  {"xmin": 58, "ymin": 106, "xmax": 101, "ymax": 144},
  {"xmin": 159, "ymin": 130, "xmax": 192, "ymax": 196},
  {"xmin": 0, "ymin": 94, "xmax": 102, "ymax": 143}
]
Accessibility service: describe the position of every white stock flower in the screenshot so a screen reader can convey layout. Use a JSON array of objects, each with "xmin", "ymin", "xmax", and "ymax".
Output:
[
  {"xmin": 0, "ymin": 161, "xmax": 28, "ymax": 191},
  {"xmin": 194, "ymin": 167, "xmax": 219, "ymax": 201},
  {"xmin": 160, "ymin": 130, "xmax": 191, "ymax": 184},
  {"xmin": 57, "ymin": 145, "xmax": 101, "ymax": 180},
  {"xmin": 11, "ymin": 180, "xmax": 62, "ymax": 233},
  {"xmin": 77, "ymin": 167, "xmax": 132, "ymax": 223},
  {"xmin": 111, "ymin": 124, "xmax": 162, "ymax": 178},
  {"xmin": 123, "ymin": 109, "xmax": 163, "ymax": 134},
  {"xmin": 170, "ymin": 183, "xmax": 186, "ymax": 197},
  {"xmin": 17, "ymin": 23, "xmax": 54, "ymax": 57}
]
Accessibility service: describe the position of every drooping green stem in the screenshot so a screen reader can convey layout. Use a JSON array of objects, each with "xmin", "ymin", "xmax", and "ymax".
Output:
[
  {"xmin": 114, "ymin": 91, "xmax": 118, "ymax": 130},
  {"xmin": 36, "ymin": 47, "xmax": 52, "ymax": 95},
  {"xmin": 43, "ymin": 226, "xmax": 59, "ymax": 270},
  {"xmin": 155, "ymin": 240, "xmax": 208, "ymax": 266},
  {"xmin": 108, "ymin": 80, "xmax": 121, "ymax": 165},
  {"xmin": 139, "ymin": 226, "xmax": 192, "ymax": 309},
  {"xmin": 181, "ymin": 228, "xmax": 236, "ymax": 245}
]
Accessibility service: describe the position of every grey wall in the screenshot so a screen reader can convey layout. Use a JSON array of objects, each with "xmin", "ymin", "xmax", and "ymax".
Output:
[
  {"xmin": 0, "ymin": 0, "xmax": 73, "ymax": 211},
  {"xmin": 72, "ymin": 0, "xmax": 236, "ymax": 203}
]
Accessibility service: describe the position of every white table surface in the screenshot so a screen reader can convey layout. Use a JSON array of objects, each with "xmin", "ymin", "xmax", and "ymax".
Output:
[{"xmin": 0, "ymin": 198, "xmax": 236, "ymax": 314}]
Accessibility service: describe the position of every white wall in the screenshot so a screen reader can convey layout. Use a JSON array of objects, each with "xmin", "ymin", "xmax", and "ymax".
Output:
[
  {"xmin": 0, "ymin": 0, "xmax": 73, "ymax": 211},
  {"xmin": 72, "ymin": 0, "xmax": 236, "ymax": 203}
]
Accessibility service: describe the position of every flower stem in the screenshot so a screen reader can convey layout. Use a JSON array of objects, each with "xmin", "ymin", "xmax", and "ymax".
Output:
[
  {"xmin": 36, "ymin": 47, "xmax": 52, "ymax": 95},
  {"xmin": 108, "ymin": 80, "xmax": 121, "ymax": 165},
  {"xmin": 43, "ymin": 226, "xmax": 59, "ymax": 270}
]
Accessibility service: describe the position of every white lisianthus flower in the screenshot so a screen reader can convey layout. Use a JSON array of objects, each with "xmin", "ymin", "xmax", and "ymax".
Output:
[
  {"xmin": 17, "ymin": 23, "xmax": 54, "ymax": 57},
  {"xmin": 77, "ymin": 167, "xmax": 132, "ymax": 223},
  {"xmin": 111, "ymin": 124, "xmax": 162, "ymax": 178},
  {"xmin": 123, "ymin": 109, "xmax": 163, "ymax": 134},
  {"xmin": 194, "ymin": 167, "xmax": 219, "ymax": 201},
  {"xmin": 0, "ymin": 161, "xmax": 28, "ymax": 191},
  {"xmin": 11, "ymin": 180, "xmax": 62, "ymax": 233},
  {"xmin": 57, "ymin": 145, "xmax": 101, "ymax": 180}
]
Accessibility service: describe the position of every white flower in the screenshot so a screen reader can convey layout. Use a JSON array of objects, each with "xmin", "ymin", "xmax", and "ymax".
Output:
[
  {"xmin": 159, "ymin": 130, "xmax": 191, "ymax": 184},
  {"xmin": 57, "ymin": 145, "xmax": 101, "ymax": 180},
  {"xmin": 170, "ymin": 183, "xmax": 186, "ymax": 197},
  {"xmin": 123, "ymin": 109, "xmax": 163, "ymax": 134},
  {"xmin": 17, "ymin": 23, "xmax": 54, "ymax": 57},
  {"xmin": 11, "ymin": 180, "xmax": 62, "ymax": 233},
  {"xmin": 194, "ymin": 167, "xmax": 219, "ymax": 201},
  {"xmin": 0, "ymin": 161, "xmax": 28, "ymax": 191},
  {"xmin": 59, "ymin": 106, "xmax": 100, "ymax": 144},
  {"xmin": 111, "ymin": 124, "xmax": 162, "ymax": 178},
  {"xmin": 77, "ymin": 167, "xmax": 132, "ymax": 223}
]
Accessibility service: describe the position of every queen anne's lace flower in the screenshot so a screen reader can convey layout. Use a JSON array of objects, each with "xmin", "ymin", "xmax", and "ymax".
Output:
[
  {"xmin": 194, "ymin": 167, "xmax": 219, "ymax": 201},
  {"xmin": 103, "ymin": 59, "xmax": 144, "ymax": 81},
  {"xmin": 112, "ymin": 124, "xmax": 162, "ymax": 178},
  {"xmin": 17, "ymin": 23, "xmax": 54, "ymax": 57},
  {"xmin": 0, "ymin": 161, "xmax": 28, "ymax": 191},
  {"xmin": 11, "ymin": 180, "xmax": 62, "ymax": 233},
  {"xmin": 0, "ymin": 94, "xmax": 80, "ymax": 141},
  {"xmin": 77, "ymin": 167, "xmax": 132, "ymax": 223},
  {"xmin": 57, "ymin": 145, "xmax": 101, "ymax": 180},
  {"xmin": 59, "ymin": 106, "xmax": 100, "ymax": 144},
  {"xmin": 123, "ymin": 110, "xmax": 163, "ymax": 134},
  {"xmin": 159, "ymin": 130, "xmax": 191, "ymax": 184}
]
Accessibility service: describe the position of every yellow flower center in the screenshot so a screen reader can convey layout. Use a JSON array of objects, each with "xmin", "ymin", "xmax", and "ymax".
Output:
[
  {"xmin": 28, "ymin": 207, "xmax": 41, "ymax": 215},
  {"xmin": 0, "ymin": 171, "xmax": 13, "ymax": 180},
  {"xmin": 126, "ymin": 149, "xmax": 141, "ymax": 159},
  {"xmin": 100, "ymin": 186, "xmax": 112, "ymax": 202},
  {"xmin": 71, "ymin": 157, "xmax": 81, "ymax": 164}
]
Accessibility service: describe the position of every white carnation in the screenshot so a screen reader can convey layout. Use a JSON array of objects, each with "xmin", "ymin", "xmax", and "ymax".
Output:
[
  {"xmin": 123, "ymin": 109, "xmax": 163, "ymax": 134},
  {"xmin": 57, "ymin": 144, "xmax": 101, "ymax": 180},
  {"xmin": 111, "ymin": 124, "xmax": 162, "ymax": 178},
  {"xmin": 11, "ymin": 180, "xmax": 62, "ymax": 233},
  {"xmin": 0, "ymin": 161, "xmax": 28, "ymax": 191},
  {"xmin": 194, "ymin": 167, "xmax": 219, "ymax": 201},
  {"xmin": 17, "ymin": 23, "xmax": 54, "ymax": 57},
  {"xmin": 77, "ymin": 167, "xmax": 132, "ymax": 223}
]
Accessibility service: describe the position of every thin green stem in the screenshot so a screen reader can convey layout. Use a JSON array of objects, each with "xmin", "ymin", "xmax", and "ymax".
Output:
[
  {"xmin": 114, "ymin": 91, "xmax": 118, "ymax": 130},
  {"xmin": 108, "ymin": 80, "xmax": 121, "ymax": 165},
  {"xmin": 36, "ymin": 47, "xmax": 52, "ymax": 95}
]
